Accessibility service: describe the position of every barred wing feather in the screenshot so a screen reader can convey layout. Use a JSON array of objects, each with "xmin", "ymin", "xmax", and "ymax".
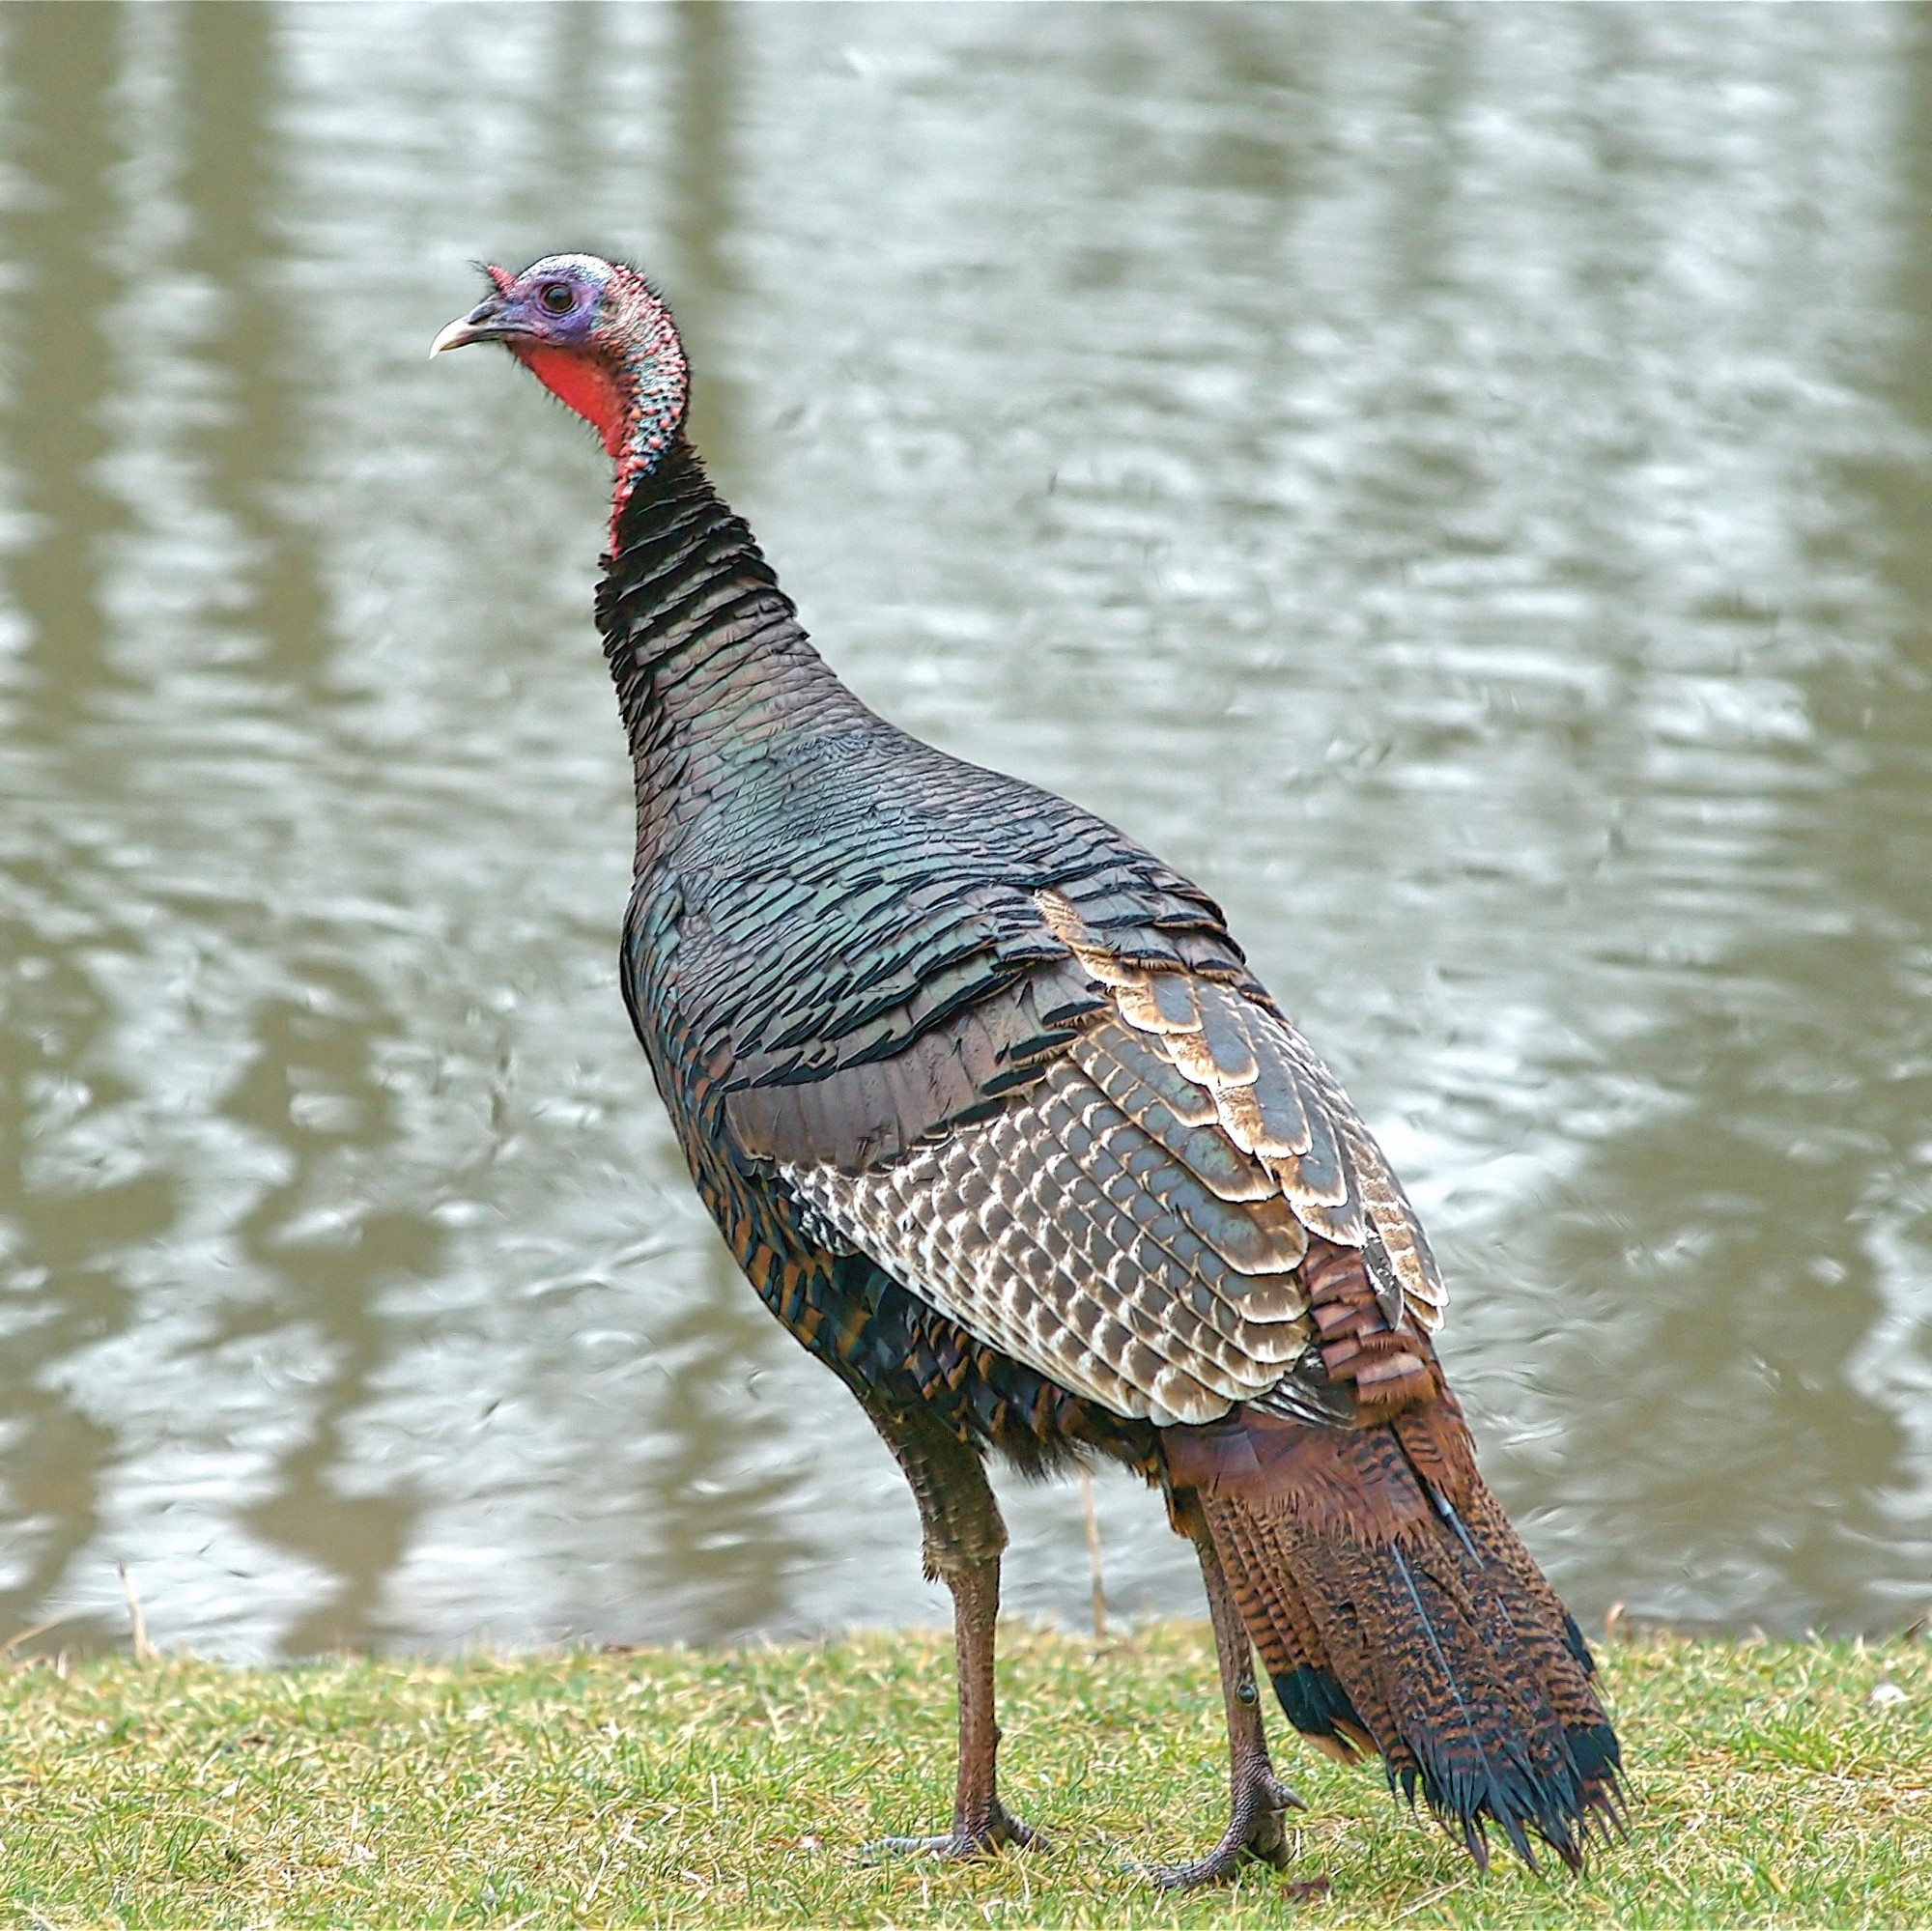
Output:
[{"xmin": 773, "ymin": 891, "xmax": 1445, "ymax": 1429}]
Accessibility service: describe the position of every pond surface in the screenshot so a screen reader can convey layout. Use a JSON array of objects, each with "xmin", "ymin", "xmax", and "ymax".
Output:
[{"xmin": 1, "ymin": 2, "xmax": 1929, "ymax": 1660}]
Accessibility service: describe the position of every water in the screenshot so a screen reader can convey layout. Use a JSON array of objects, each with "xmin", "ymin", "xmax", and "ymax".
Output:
[{"xmin": 0, "ymin": 1, "xmax": 1927, "ymax": 1661}]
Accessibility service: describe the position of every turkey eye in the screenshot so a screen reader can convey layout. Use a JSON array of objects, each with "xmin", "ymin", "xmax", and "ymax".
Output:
[{"xmin": 539, "ymin": 283, "xmax": 576, "ymax": 314}]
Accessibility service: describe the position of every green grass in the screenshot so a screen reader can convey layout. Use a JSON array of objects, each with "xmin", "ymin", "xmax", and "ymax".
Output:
[{"xmin": 0, "ymin": 1624, "xmax": 1924, "ymax": 1927}]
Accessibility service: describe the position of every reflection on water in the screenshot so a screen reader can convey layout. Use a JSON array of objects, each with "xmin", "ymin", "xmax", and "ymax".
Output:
[
  {"xmin": 0, "ymin": 1, "xmax": 147, "ymax": 1658},
  {"xmin": 0, "ymin": 3, "xmax": 1927, "ymax": 1658}
]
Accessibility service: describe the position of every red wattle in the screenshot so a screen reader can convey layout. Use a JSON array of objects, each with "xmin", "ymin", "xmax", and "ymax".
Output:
[{"xmin": 519, "ymin": 347, "xmax": 628, "ymax": 457}]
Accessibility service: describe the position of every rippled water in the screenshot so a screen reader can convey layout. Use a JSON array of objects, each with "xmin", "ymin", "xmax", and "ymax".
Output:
[{"xmin": 1, "ymin": 3, "xmax": 1928, "ymax": 1660}]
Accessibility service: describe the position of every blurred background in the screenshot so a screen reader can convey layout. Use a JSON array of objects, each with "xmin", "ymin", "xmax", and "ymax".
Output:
[{"xmin": 0, "ymin": 1, "xmax": 1927, "ymax": 1661}]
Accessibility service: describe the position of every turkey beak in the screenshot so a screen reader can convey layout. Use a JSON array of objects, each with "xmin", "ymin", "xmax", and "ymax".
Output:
[{"xmin": 429, "ymin": 298, "xmax": 513, "ymax": 358}]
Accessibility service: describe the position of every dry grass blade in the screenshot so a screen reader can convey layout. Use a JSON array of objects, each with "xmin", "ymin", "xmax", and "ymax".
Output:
[
  {"xmin": 1077, "ymin": 1467, "xmax": 1108, "ymax": 1642},
  {"xmin": 0, "ymin": 1615, "xmax": 76, "ymax": 1661},
  {"xmin": 116, "ymin": 1563, "xmax": 156, "ymax": 1664}
]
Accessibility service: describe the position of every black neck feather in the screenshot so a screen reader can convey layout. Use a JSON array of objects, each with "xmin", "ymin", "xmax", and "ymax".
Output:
[{"xmin": 595, "ymin": 437, "xmax": 862, "ymax": 868}]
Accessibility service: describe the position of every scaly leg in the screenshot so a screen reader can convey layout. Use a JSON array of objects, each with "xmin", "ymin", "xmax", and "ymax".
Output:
[
  {"xmin": 1149, "ymin": 1496, "xmax": 1313, "ymax": 1890},
  {"xmin": 863, "ymin": 1401, "xmax": 1043, "ymax": 1859}
]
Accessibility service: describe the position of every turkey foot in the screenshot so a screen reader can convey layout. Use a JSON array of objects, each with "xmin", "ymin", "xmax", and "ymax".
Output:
[
  {"xmin": 1146, "ymin": 1760, "xmax": 1299, "ymax": 1888},
  {"xmin": 1147, "ymin": 1498, "xmax": 1315, "ymax": 1889},
  {"xmin": 865, "ymin": 1801, "xmax": 1045, "ymax": 1861},
  {"xmin": 860, "ymin": 1537, "xmax": 1048, "ymax": 1862}
]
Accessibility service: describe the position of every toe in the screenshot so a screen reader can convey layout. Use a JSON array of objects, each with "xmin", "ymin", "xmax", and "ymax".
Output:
[{"xmin": 860, "ymin": 1806, "xmax": 1044, "ymax": 1862}]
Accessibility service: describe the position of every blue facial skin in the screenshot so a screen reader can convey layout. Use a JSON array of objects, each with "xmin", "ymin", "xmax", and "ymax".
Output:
[{"xmin": 441, "ymin": 254, "xmax": 615, "ymax": 353}]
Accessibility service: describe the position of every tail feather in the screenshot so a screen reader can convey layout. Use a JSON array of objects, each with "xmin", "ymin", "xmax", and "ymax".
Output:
[
  {"xmin": 1214, "ymin": 1497, "xmax": 1380, "ymax": 1762},
  {"xmin": 1165, "ymin": 1393, "xmax": 1623, "ymax": 1871}
]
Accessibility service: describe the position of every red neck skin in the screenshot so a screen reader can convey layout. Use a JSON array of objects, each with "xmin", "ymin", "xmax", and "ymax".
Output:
[
  {"xmin": 516, "ymin": 341, "xmax": 686, "ymax": 551},
  {"xmin": 520, "ymin": 347, "xmax": 628, "ymax": 457}
]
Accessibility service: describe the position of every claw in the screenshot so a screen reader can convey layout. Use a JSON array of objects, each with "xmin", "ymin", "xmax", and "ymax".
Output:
[{"xmin": 861, "ymin": 1805, "xmax": 1045, "ymax": 1862}]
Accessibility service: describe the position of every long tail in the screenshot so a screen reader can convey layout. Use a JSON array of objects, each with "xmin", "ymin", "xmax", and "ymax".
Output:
[{"xmin": 1164, "ymin": 1387, "xmax": 1623, "ymax": 1871}]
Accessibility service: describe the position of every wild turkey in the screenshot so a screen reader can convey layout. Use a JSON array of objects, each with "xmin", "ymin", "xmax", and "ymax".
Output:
[{"xmin": 431, "ymin": 255, "xmax": 1623, "ymax": 1886}]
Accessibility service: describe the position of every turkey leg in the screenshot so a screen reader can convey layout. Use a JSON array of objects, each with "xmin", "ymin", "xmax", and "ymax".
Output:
[
  {"xmin": 864, "ymin": 1402, "xmax": 1043, "ymax": 1859},
  {"xmin": 1149, "ymin": 1496, "xmax": 1314, "ymax": 1890}
]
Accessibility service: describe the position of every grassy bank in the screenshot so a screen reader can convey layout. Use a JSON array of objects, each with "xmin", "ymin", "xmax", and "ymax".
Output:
[{"xmin": 0, "ymin": 1624, "xmax": 1924, "ymax": 1928}]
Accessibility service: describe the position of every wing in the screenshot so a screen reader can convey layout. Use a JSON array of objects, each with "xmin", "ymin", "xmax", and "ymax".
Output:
[{"xmin": 750, "ymin": 888, "xmax": 1445, "ymax": 1430}]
